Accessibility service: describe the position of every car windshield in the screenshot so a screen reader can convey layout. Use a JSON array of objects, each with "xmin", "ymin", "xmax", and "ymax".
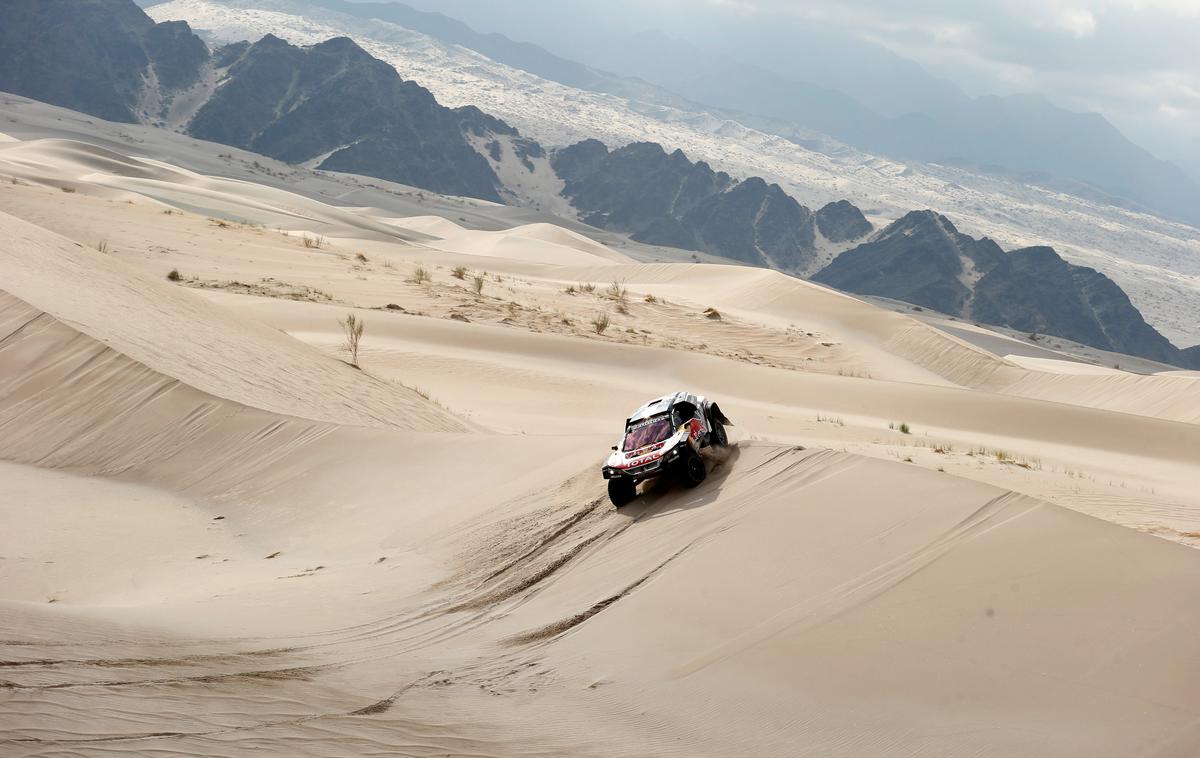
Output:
[{"xmin": 623, "ymin": 415, "xmax": 674, "ymax": 452}]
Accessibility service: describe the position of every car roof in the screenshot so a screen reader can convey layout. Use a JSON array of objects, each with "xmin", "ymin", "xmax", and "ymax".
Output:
[{"xmin": 627, "ymin": 391, "xmax": 706, "ymax": 424}]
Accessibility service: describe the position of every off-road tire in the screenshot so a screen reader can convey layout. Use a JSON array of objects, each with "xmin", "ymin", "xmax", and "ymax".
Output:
[
  {"xmin": 678, "ymin": 450, "xmax": 707, "ymax": 488},
  {"xmin": 709, "ymin": 420, "xmax": 728, "ymax": 447},
  {"xmin": 608, "ymin": 478, "xmax": 637, "ymax": 507}
]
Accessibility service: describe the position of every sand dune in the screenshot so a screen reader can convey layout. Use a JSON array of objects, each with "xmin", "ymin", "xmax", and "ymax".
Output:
[
  {"xmin": 548, "ymin": 259, "xmax": 1200, "ymax": 422},
  {"xmin": 478, "ymin": 446, "xmax": 1200, "ymax": 757},
  {"xmin": 0, "ymin": 137, "xmax": 435, "ymax": 243},
  {"xmin": 0, "ymin": 211, "xmax": 462, "ymax": 431},
  {"xmin": 383, "ymin": 216, "xmax": 631, "ymax": 265},
  {"xmin": 3, "ymin": 127, "xmax": 1200, "ymax": 756}
]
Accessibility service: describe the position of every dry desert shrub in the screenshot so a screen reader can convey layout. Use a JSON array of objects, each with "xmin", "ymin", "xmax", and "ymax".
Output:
[
  {"xmin": 166, "ymin": 268, "xmax": 181, "ymax": 282},
  {"xmin": 410, "ymin": 267, "xmax": 431, "ymax": 284},
  {"xmin": 451, "ymin": 265, "xmax": 468, "ymax": 279},
  {"xmin": 607, "ymin": 280, "xmax": 628, "ymax": 304},
  {"xmin": 591, "ymin": 313, "xmax": 610, "ymax": 334},
  {"xmin": 472, "ymin": 274, "xmax": 485, "ymax": 294},
  {"xmin": 339, "ymin": 313, "xmax": 366, "ymax": 368}
]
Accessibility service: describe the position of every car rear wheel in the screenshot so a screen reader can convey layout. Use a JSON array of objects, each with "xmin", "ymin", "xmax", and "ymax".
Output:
[
  {"xmin": 678, "ymin": 450, "xmax": 707, "ymax": 488},
  {"xmin": 709, "ymin": 420, "xmax": 728, "ymax": 447},
  {"xmin": 608, "ymin": 478, "xmax": 637, "ymax": 507}
]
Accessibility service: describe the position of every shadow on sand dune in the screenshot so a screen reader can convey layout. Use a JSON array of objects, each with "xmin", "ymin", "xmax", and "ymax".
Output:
[{"xmin": 624, "ymin": 443, "xmax": 743, "ymax": 522}]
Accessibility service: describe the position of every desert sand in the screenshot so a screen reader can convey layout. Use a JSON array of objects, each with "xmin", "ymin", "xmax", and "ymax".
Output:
[{"xmin": 3, "ymin": 124, "xmax": 1200, "ymax": 757}]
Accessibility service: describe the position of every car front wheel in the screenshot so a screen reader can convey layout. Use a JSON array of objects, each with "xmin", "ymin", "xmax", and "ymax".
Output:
[
  {"xmin": 608, "ymin": 477, "xmax": 637, "ymax": 507},
  {"xmin": 678, "ymin": 450, "xmax": 707, "ymax": 488}
]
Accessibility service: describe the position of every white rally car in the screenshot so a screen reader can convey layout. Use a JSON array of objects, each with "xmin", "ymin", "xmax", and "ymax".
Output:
[{"xmin": 601, "ymin": 392, "xmax": 731, "ymax": 507}]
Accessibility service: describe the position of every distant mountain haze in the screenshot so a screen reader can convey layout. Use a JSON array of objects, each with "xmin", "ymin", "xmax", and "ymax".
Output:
[
  {"xmin": 390, "ymin": 0, "xmax": 1200, "ymax": 229},
  {"xmin": 293, "ymin": 0, "xmax": 606, "ymax": 91},
  {"xmin": 564, "ymin": 29, "xmax": 1200, "ymax": 228}
]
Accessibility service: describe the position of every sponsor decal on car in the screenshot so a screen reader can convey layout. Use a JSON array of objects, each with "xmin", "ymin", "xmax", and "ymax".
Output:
[{"xmin": 619, "ymin": 452, "xmax": 662, "ymax": 468}]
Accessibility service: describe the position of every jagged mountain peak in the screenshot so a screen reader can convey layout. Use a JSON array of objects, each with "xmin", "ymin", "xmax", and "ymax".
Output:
[
  {"xmin": 815, "ymin": 212, "xmax": 1180, "ymax": 363},
  {"xmin": 253, "ymin": 32, "xmax": 291, "ymax": 48},
  {"xmin": 551, "ymin": 138, "xmax": 869, "ymax": 271},
  {"xmin": 814, "ymin": 200, "xmax": 873, "ymax": 243}
]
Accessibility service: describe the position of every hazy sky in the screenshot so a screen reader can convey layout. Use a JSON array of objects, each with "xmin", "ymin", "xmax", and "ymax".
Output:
[
  {"xmin": 720, "ymin": 0, "xmax": 1200, "ymax": 167},
  {"xmin": 400, "ymin": 0, "xmax": 1200, "ymax": 175}
]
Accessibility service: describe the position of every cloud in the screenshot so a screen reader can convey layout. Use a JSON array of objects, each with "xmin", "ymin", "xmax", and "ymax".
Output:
[{"xmin": 1053, "ymin": 7, "xmax": 1096, "ymax": 37}]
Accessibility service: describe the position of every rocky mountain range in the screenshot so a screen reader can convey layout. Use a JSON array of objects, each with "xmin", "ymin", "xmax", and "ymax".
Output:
[
  {"xmin": 552, "ymin": 140, "xmax": 871, "ymax": 272},
  {"xmin": 188, "ymin": 34, "xmax": 504, "ymax": 200},
  {"xmin": 813, "ymin": 211, "xmax": 1184, "ymax": 365},
  {"xmin": 3, "ymin": 0, "xmax": 1195, "ymax": 367},
  {"xmin": 1, "ymin": 0, "xmax": 505, "ymax": 200},
  {"xmin": 0, "ymin": 0, "xmax": 208, "ymax": 124}
]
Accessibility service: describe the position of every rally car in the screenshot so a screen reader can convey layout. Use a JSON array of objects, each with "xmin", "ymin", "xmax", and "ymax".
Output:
[{"xmin": 601, "ymin": 392, "xmax": 732, "ymax": 507}]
